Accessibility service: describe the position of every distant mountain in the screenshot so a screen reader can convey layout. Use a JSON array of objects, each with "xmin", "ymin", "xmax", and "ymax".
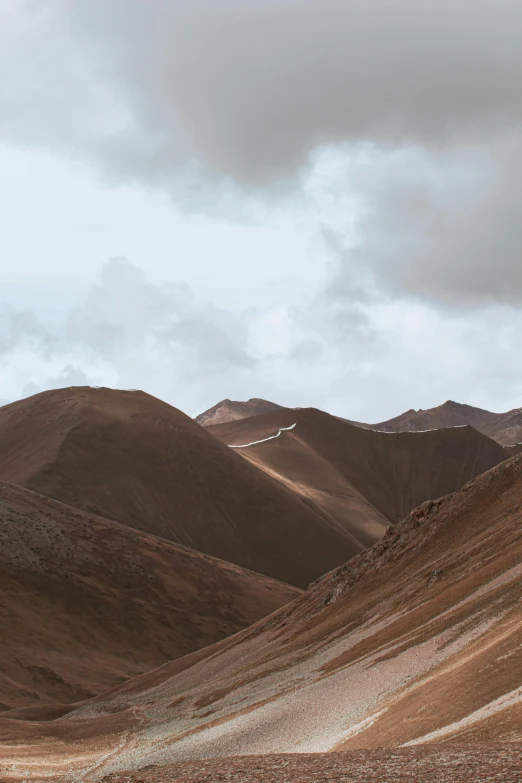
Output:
[
  {"xmin": 0, "ymin": 387, "xmax": 356, "ymax": 588},
  {"xmin": 208, "ymin": 406, "xmax": 506, "ymax": 545},
  {"xmin": 351, "ymin": 399, "xmax": 522, "ymax": 446},
  {"xmin": 0, "ymin": 481, "xmax": 299, "ymax": 711},
  {"xmin": 195, "ymin": 397, "xmax": 282, "ymax": 426}
]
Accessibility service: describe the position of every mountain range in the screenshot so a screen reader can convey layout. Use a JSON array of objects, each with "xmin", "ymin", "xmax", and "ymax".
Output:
[
  {"xmin": 197, "ymin": 396, "xmax": 522, "ymax": 446},
  {"xmin": 1, "ymin": 387, "xmax": 521, "ymax": 781}
]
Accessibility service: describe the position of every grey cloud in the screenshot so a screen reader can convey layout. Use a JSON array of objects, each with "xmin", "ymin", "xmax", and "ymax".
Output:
[
  {"xmin": 0, "ymin": 305, "xmax": 57, "ymax": 356},
  {"xmin": 323, "ymin": 136, "xmax": 522, "ymax": 306},
  {"xmin": 1, "ymin": 257, "xmax": 522, "ymax": 421},
  {"xmin": 0, "ymin": 259, "xmax": 256, "ymax": 410},
  {"xmin": 166, "ymin": 316, "xmax": 254, "ymax": 370},
  {"xmin": 22, "ymin": 366, "xmax": 92, "ymax": 399},
  {"xmin": 9, "ymin": 1, "xmax": 521, "ymax": 307},
  {"xmin": 66, "ymin": 258, "xmax": 253, "ymax": 371},
  {"xmin": 7, "ymin": 0, "xmax": 520, "ymax": 186},
  {"xmin": 3, "ymin": 1, "xmax": 522, "ymax": 412}
]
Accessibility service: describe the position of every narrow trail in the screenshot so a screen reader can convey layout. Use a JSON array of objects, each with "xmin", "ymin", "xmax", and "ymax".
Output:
[{"xmin": 229, "ymin": 423, "xmax": 297, "ymax": 449}]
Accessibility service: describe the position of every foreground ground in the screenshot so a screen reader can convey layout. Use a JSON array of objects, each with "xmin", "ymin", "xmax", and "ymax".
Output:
[{"xmin": 101, "ymin": 745, "xmax": 522, "ymax": 783}]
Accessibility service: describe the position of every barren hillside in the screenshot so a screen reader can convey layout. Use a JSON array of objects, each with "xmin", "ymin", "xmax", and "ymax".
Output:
[
  {"xmin": 2, "ymin": 454, "xmax": 522, "ymax": 780},
  {"xmin": 0, "ymin": 388, "xmax": 357, "ymax": 588},
  {"xmin": 208, "ymin": 407, "xmax": 506, "ymax": 544},
  {"xmin": 0, "ymin": 482, "xmax": 299, "ymax": 711}
]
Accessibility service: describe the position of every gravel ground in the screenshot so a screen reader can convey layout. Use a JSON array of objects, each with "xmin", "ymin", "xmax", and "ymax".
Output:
[{"xmin": 101, "ymin": 744, "xmax": 522, "ymax": 782}]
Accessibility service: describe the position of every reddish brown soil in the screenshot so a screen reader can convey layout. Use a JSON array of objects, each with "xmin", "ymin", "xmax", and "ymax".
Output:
[
  {"xmin": 100, "ymin": 745, "xmax": 522, "ymax": 783},
  {"xmin": 353, "ymin": 398, "xmax": 522, "ymax": 446},
  {"xmin": 0, "ymin": 387, "xmax": 356, "ymax": 587},
  {"xmin": 208, "ymin": 406, "xmax": 505, "ymax": 543},
  {"xmin": 0, "ymin": 481, "xmax": 299, "ymax": 710},
  {"xmin": 195, "ymin": 398, "xmax": 281, "ymax": 426},
  {"xmin": 2, "ymin": 456, "xmax": 522, "ymax": 780}
]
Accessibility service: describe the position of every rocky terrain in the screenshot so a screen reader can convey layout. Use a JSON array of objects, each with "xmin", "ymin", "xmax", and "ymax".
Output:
[
  {"xmin": 1, "ymin": 387, "xmax": 521, "ymax": 782},
  {"xmin": 100, "ymin": 745, "xmax": 522, "ymax": 783},
  {"xmin": 195, "ymin": 398, "xmax": 281, "ymax": 427},
  {"xmin": 1, "ymin": 450, "xmax": 521, "ymax": 780}
]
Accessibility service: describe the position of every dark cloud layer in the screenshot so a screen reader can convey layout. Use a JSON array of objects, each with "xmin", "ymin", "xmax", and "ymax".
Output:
[
  {"xmin": 42, "ymin": 0, "xmax": 520, "ymax": 184},
  {"xmin": 322, "ymin": 137, "xmax": 522, "ymax": 306},
  {"xmin": 5, "ymin": 1, "xmax": 517, "ymax": 305}
]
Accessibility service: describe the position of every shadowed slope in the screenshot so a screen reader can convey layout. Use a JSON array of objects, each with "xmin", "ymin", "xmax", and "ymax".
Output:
[
  {"xmin": 195, "ymin": 398, "xmax": 282, "ymax": 427},
  {"xmin": 353, "ymin": 399, "xmax": 522, "ymax": 446},
  {"xmin": 0, "ymin": 482, "xmax": 300, "ymax": 711},
  {"xmin": 3, "ymin": 455, "xmax": 522, "ymax": 780},
  {"xmin": 208, "ymin": 407, "xmax": 506, "ymax": 542},
  {"xmin": 0, "ymin": 387, "xmax": 356, "ymax": 587}
]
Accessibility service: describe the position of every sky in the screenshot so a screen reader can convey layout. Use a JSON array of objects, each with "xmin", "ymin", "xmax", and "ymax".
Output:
[{"xmin": 1, "ymin": 0, "xmax": 522, "ymax": 421}]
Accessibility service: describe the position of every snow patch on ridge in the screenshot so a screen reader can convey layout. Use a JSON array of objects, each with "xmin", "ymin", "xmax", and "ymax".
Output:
[
  {"xmin": 229, "ymin": 423, "xmax": 297, "ymax": 449},
  {"xmin": 350, "ymin": 423, "xmax": 470, "ymax": 434}
]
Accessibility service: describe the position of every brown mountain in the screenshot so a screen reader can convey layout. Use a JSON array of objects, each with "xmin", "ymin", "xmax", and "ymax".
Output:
[
  {"xmin": 4, "ymin": 454, "xmax": 522, "ymax": 780},
  {"xmin": 0, "ymin": 387, "xmax": 357, "ymax": 588},
  {"xmin": 195, "ymin": 397, "xmax": 282, "ymax": 426},
  {"xmin": 208, "ymin": 406, "xmax": 506, "ymax": 545},
  {"xmin": 353, "ymin": 399, "xmax": 522, "ymax": 446},
  {"xmin": 0, "ymin": 481, "xmax": 299, "ymax": 711}
]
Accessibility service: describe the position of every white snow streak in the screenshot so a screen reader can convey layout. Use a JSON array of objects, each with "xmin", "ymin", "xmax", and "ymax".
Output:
[
  {"xmin": 349, "ymin": 423, "xmax": 470, "ymax": 434},
  {"xmin": 229, "ymin": 423, "xmax": 297, "ymax": 449}
]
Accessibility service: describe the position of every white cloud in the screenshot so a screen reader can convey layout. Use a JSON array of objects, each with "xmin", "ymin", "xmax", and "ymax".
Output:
[{"xmin": 1, "ymin": 258, "xmax": 522, "ymax": 420}]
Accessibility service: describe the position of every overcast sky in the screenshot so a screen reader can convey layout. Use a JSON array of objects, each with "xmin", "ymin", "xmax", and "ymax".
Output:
[{"xmin": 1, "ymin": 0, "xmax": 522, "ymax": 420}]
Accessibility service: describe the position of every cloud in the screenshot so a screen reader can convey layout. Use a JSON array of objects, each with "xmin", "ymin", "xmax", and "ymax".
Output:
[
  {"xmin": 3, "ymin": 1, "xmax": 519, "ymax": 184},
  {"xmin": 66, "ymin": 257, "xmax": 253, "ymax": 372},
  {"xmin": 319, "ymin": 138, "xmax": 522, "ymax": 306},
  {"xmin": 1, "ymin": 257, "xmax": 522, "ymax": 420},
  {"xmin": 0, "ymin": 305, "xmax": 56, "ymax": 356},
  {"xmin": 21, "ymin": 365, "xmax": 92, "ymax": 399},
  {"xmin": 0, "ymin": 258, "xmax": 256, "ymax": 411},
  {"xmin": 2, "ymin": 2, "xmax": 522, "ymax": 415},
  {"xmin": 4, "ymin": 1, "xmax": 521, "ymax": 306}
]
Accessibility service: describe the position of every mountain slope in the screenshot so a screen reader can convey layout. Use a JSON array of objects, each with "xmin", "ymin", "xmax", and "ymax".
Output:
[
  {"xmin": 0, "ymin": 481, "xmax": 299, "ymax": 711},
  {"xmin": 4, "ymin": 454, "xmax": 522, "ymax": 780},
  {"xmin": 208, "ymin": 406, "xmax": 506, "ymax": 540},
  {"xmin": 0, "ymin": 387, "xmax": 355, "ymax": 587},
  {"xmin": 354, "ymin": 399, "xmax": 522, "ymax": 446},
  {"xmin": 195, "ymin": 397, "xmax": 282, "ymax": 427}
]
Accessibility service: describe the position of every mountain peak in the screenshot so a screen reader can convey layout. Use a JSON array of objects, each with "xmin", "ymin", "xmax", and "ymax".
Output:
[{"xmin": 195, "ymin": 397, "xmax": 282, "ymax": 426}]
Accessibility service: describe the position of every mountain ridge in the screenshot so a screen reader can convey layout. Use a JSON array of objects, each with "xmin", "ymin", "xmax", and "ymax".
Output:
[
  {"xmin": 351, "ymin": 398, "xmax": 522, "ymax": 446},
  {"xmin": 207, "ymin": 406, "xmax": 507, "ymax": 544}
]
